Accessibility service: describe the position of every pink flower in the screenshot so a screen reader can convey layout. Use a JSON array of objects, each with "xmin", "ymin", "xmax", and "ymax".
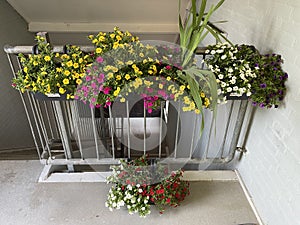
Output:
[
  {"xmin": 105, "ymin": 101, "xmax": 112, "ymax": 107},
  {"xmin": 89, "ymin": 103, "xmax": 95, "ymax": 108},
  {"xmin": 74, "ymin": 95, "xmax": 79, "ymax": 100},
  {"xmin": 96, "ymin": 56, "xmax": 104, "ymax": 63},
  {"xmin": 11, "ymin": 83, "xmax": 16, "ymax": 87},
  {"xmin": 147, "ymin": 108, "xmax": 153, "ymax": 113},
  {"xmin": 165, "ymin": 65, "xmax": 172, "ymax": 70},
  {"xmin": 103, "ymin": 87, "xmax": 111, "ymax": 94},
  {"xmin": 85, "ymin": 76, "xmax": 91, "ymax": 82},
  {"xmin": 91, "ymin": 82, "xmax": 97, "ymax": 89},
  {"xmin": 95, "ymin": 104, "xmax": 101, "ymax": 108}
]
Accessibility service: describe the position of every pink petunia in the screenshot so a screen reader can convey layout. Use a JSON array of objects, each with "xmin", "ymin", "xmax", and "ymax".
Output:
[
  {"xmin": 103, "ymin": 87, "xmax": 111, "ymax": 94},
  {"xmin": 96, "ymin": 56, "xmax": 104, "ymax": 63},
  {"xmin": 165, "ymin": 65, "xmax": 172, "ymax": 70},
  {"xmin": 85, "ymin": 76, "xmax": 91, "ymax": 82}
]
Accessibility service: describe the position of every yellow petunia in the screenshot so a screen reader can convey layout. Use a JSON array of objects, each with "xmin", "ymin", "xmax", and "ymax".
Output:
[
  {"xmin": 159, "ymin": 84, "xmax": 163, "ymax": 89},
  {"xmin": 66, "ymin": 60, "xmax": 73, "ymax": 67},
  {"xmin": 166, "ymin": 77, "xmax": 171, "ymax": 81},
  {"xmin": 116, "ymin": 35, "xmax": 122, "ymax": 41},
  {"xmin": 56, "ymin": 67, "xmax": 62, "ymax": 73},
  {"xmin": 195, "ymin": 109, "xmax": 201, "ymax": 114},
  {"xmin": 120, "ymin": 97, "xmax": 126, "ymax": 103},
  {"xmin": 73, "ymin": 63, "xmax": 79, "ymax": 69},
  {"xmin": 63, "ymin": 78, "xmax": 69, "ymax": 85},
  {"xmin": 79, "ymin": 58, "xmax": 83, "ymax": 64},
  {"xmin": 116, "ymin": 75, "xmax": 122, "ymax": 80},
  {"xmin": 139, "ymin": 53, "xmax": 144, "ymax": 57},
  {"xmin": 110, "ymin": 34, "xmax": 115, "ymax": 39},
  {"xmin": 76, "ymin": 79, "xmax": 82, "ymax": 85},
  {"xmin": 59, "ymin": 87, "xmax": 66, "ymax": 94},
  {"xmin": 64, "ymin": 70, "xmax": 71, "ymax": 76},
  {"xmin": 200, "ymin": 92, "xmax": 205, "ymax": 98},
  {"xmin": 96, "ymin": 48, "xmax": 102, "ymax": 54},
  {"xmin": 23, "ymin": 67, "xmax": 28, "ymax": 73},
  {"xmin": 108, "ymin": 73, "xmax": 114, "ymax": 79},
  {"xmin": 33, "ymin": 61, "xmax": 38, "ymax": 66},
  {"xmin": 125, "ymin": 74, "xmax": 131, "ymax": 80},
  {"xmin": 180, "ymin": 85, "xmax": 186, "ymax": 91},
  {"xmin": 113, "ymin": 42, "xmax": 119, "ymax": 49},
  {"xmin": 99, "ymin": 36, "xmax": 106, "ymax": 42},
  {"xmin": 44, "ymin": 56, "xmax": 51, "ymax": 61},
  {"xmin": 113, "ymin": 87, "xmax": 120, "ymax": 96},
  {"xmin": 126, "ymin": 60, "xmax": 133, "ymax": 65}
]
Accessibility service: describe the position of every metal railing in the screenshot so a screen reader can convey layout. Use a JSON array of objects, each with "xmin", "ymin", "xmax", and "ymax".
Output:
[{"xmin": 4, "ymin": 44, "xmax": 250, "ymax": 174}]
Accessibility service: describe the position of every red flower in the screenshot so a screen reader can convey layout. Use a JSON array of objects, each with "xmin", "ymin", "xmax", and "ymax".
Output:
[
  {"xmin": 166, "ymin": 198, "xmax": 171, "ymax": 203},
  {"xmin": 126, "ymin": 179, "xmax": 131, "ymax": 185},
  {"xmin": 156, "ymin": 189, "xmax": 164, "ymax": 195}
]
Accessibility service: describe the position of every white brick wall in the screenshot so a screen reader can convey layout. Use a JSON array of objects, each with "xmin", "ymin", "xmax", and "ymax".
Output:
[{"xmin": 203, "ymin": 0, "xmax": 300, "ymax": 224}]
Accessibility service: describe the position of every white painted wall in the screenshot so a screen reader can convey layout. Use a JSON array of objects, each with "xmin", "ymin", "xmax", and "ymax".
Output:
[
  {"xmin": 204, "ymin": 0, "xmax": 300, "ymax": 224},
  {"xmin": 0, "ymin": 1, "xmax": 35, "ymax": 150}
]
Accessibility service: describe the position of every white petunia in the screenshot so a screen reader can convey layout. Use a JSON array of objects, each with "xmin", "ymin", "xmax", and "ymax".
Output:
[
  {"xmin": 112, "ymin": 202, "xmax": 117, "ymax": 208},
  {"xmin": 136, "ymin": 184, "xmax": 140, "ymax": 188},
  {"xmin": 228, "ymin": 68, "xmax": 233, "ymax": 73},
  {"xmin": 230, "ymin": 79, "xmax": 236, "ymax": 84},
  {"xmin": 221, "ymin": 54, "xmax": 227, "ymax": 60},
  {"xmin": 216, "ymin": 49, "xmax": 223, "ymax": 53},
  {"xmin": 233, "ymin": 86, "xmax": 238, "ymax": 91},
  {"xmin": 218, "ymin": 74, "xmax": 224, "ymax": 79},
  {"xmin": 226, "ymin": 87, "xmax": 232, "ymax": 92},
  {"xmin": 138, "ymin": 188, "xmax": 143, "ymax": 193},
  {"xmin": 211, "ymin": 50, "xmax": 216, "ymax": 55},
  {"xmin": 221, "ymin": 82, "xmax": 227, "ymax": 88}
]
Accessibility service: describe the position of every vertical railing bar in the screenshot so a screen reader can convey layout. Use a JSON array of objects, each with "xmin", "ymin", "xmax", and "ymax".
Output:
[
  {"xmin": 28, "ymin": 93, "xmax": 52, "ymax": 158},
  {"xmin": 7, "ymin": 53, "xmax": 42, "ymax": 160},
  {"xmin": 189, "ymin": 114, "xmax": 198, "ymax": 159},
  {"xmin": 143, "ymin": 102, "xmax": 147, "ymax": 156},
  {"xmin": 174, "ymin": 101, "xmax": 181, "ymax": 159},
  {"xmin": 66, "ymin": 101, "xmax": 74, "ymax": 136},
  {"xmin": 108, "ymin": 105, "xmax": 115, "ymax": 159},
  {"xmin": 220, "ymin": 100, "xmax": 234, "ymax": 158},
  {"xmin": 72, "ymin": 101, "xmax": 84, "ymax": 159},
  {"xmin": 158, "ymin": 101, "xmax": 164, "ymax": 159},
  {"xmin": 99, "ymin": 106, "xmax": 108, "ymax": 154},
  {"xmin": 126, "ymin": 101, "xmax": 131, "ymax": 159},
  {"xmin": 224, "ymin": 100, "xmax": 249, "ymax": 162},
  {"xmin": 90, "ymin": 107, "xmax": 100, "ymax": 160},
  {"xmin": 35, "ymin": 100, "xmax": 51, "ymax": 149},
  {"xmin": 50, "ymin": 101, "xmax": 60, "ymax": 140},
  {"xmin": 43, "ymin": 101, "xmax": 54, "ymax": 139},
  {"xmin": 204, "ymin": 112, "xmax": 214, "ymax": 159}
]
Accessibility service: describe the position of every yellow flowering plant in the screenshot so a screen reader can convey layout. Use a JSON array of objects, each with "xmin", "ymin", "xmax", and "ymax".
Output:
[{"xmin": 12, "ymin": 35, "xmax": 91, "ymax": 99}]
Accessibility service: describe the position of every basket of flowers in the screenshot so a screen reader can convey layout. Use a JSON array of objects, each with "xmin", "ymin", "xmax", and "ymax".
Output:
[{"xmin": 105, "ymin": 155, "xmax": 190, "ymax": 217}]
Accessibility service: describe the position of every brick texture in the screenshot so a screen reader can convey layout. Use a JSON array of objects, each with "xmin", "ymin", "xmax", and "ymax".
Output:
[{"xmin": 203, "ymin": 0, "xmax": 300, "ymax": 224}]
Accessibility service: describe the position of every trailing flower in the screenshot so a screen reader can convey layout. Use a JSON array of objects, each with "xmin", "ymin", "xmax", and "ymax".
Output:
[
  {"xmin": 12, "ymin": 35, "xmax": 91, "ymax": 99},
  {"xmin": 250, "ymin": 53, "xmax": 288, "ymax": 108},
  {"xmin": 204, "ymin": 43, "xmax": 259, "ymax": 102},
  {"xmin": 204, "ymin": 42, "xmax": 288, "ymax": 108},
  {"xmin": 105, "ymin": 156, "xmax": 190, "ymax": 217}
]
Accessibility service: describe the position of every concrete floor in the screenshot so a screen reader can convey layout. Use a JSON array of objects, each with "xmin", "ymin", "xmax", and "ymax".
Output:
[{"xmin": 0, "ymin": 160, "xmax": 258, "ymax": 225}]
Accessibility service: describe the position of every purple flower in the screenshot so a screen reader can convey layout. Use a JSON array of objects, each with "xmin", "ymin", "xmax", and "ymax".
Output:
[
  {"xmin": 284, "ymin": 73, "xmax": 288, "ymax": 79},
  {"xmin": 86, "ymin": 76, "xmax": 92, "ymax": 82},
  {"xmin": 259, "ymin": 103, "xmax": 265, "ymax": 108},
  {"xmin": 252, "ymin": 102, "xmax": 257, "ymax": 106},
  {"xmin": 96, "ymin": 57, "xmax": 104, "ymax": 63},
  {"xmin": 260, "ymin": 83, "xmax": 267, "ymax": 88}
]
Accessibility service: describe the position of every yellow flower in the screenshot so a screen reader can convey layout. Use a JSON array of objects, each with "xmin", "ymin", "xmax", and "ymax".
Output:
[
  {"xmin": 92, "ymin": 39, "xmax": 98, "ymax": 44},
  {"xmin": 180, "ymin": 85, "xmax": 185, "ymax": 91},
  {"xmin": 67, "ymin": 94, "xmax": 74, "ymax": 100},
  {"xmin": 143, "ymin": 59, "xmax": 148, "ymax": 64},
  {"xmin": 44, "ymin": 56, "xmax": 51, "ymax": 61},
  {"xmin": 184, "ymin": 96, "xmax": 190, "ymax": 104},
  {"xmin": 33, "ymin": 86, "xmax": 38, "ymax": 91},
  {"xmin": 41, "ymin": 71, "xmax": 47, "ymax": 76},
  {"xmin": 63, "ymin": 78, "xmax": 69, "ymax": 85},
  {"xmin": 195, "ymin": 109, "xmax": 201, "ymax": 114},
  {"xmin": 56, "ymin": 83, "xmax": 60, "ymax": 87},
  {"xmin": 66, "ymin": 60, "xmax": 73, "ymax": 67},
  {"xmin": 166, "ymin": 77, "xmax": 171, "ymax": 81},
  {"xmin": 76, "ymin": 79, "xmax": 82, "ymax": 85},
  {"xmin": 144, "ymin": 80, "xmax": 152, "ymax": 87},
  {"xmin": 125, "ymin": 74, "xmax": 131, "ymax": 80},
  {"xmin": 189, "ymin": 102, "xmax": 195, "ymax": 110},
  {"xmin": 126, "ymin": 60, "xmax": 133, "ymax": 65},
  {"xmin": 113, "ymin": 87, "xmax": 120, "ymax": 96},
  {"xmin": 64, "ymin": 70, "xmax": 70, "ymax": 76},
  {"xmin": 56, "ymin": 67, "xmax": 62, "ymax": 73},
  {"xmin": 73, "ymin": 63, "xmax": 79, "ymax": 69},
  {"xmin": 110, "ymin": 34, "xmax": 115, "ymax": 39},
  {"xmin": 159, "ymin": 84, "xmax": 163, "ymax": 89},
  {"xmin": 59, "ymin": 87, "xmax": 66, "ymax": 94},
  {"xmin": 118, "ymin": 44, "xmax": 124, "ymax": 49},
  {"xmin": 116, "ymin": 35, "xmax": 122, "ymax": 41},
  {"xmin": 200, "ymin": 92, "xmax": 205, "ymax": 98},
  {"xmin": 99, "ymin": 36, "xmax": 106, "ymax": 42},
  {"xmin": 112, "ymin": 67, "xmax": 118, "ymax": 73},
  {"xmin": 148, "ymin": 70, "xmax": 153, "ymax": 75},
  {"xmin": 96, "ymin": 48, "xmax": 102, "ymax": 54},
  {"xmin": 88, "ymin": 35, "xmax": 94, "ymax": 39},
  {"xmin": 108, "ymin": 72, "xmax": 114, "ymax": 79},
  {"xmin": 116, "ymin": 75, "xmax": 122, "ymax": 80},
  {"xmin": 120, "ymin": 97, "xmax": 126, "ymax": 103},
  {"xmin": 23, "ymin": 67, "xmax": 28, "ymax": 73},
  {"xmin": 139, "ymin": 53, "xmax": 144, "ymax": 57},
  {"xmin": 113, "ymin": 42, "xmax": 119, "ymax": 49},
  {"xmin": 33, "ymin": 61, "xmax": 38, "ymax": 66},
  {"xmin": 79, "ymin": 58, "xmax": 83, "ymax": 63}
]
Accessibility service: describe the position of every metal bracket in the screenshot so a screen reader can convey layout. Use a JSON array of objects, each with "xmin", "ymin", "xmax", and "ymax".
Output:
[{"xmin": 236, "ymin": 147, "xmax": 247, "ymax": 161}]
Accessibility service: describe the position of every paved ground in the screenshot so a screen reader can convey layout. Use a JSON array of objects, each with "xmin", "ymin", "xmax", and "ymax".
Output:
[{"xmin": 0, "ymin": 160, "xmax": 258, "ymax": 225}]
